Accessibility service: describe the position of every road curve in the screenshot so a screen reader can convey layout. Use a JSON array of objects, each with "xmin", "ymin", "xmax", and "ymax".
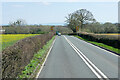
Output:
[{"xmin": 38, "ymin": 35, "xmax": 119, "ymax": 79}]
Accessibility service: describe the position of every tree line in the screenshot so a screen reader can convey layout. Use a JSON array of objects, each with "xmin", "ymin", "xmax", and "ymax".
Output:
[
  {"xmin": 2, "ymin": 19, "xmax": 72, "ymax": 34},
  {"xmin": 65, "ymin": 9, "xmax": 119, "ymax": 33}
]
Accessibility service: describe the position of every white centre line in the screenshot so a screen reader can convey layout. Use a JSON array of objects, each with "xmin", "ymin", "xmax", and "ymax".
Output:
[
  {"xmin": 71, "ymin": 36, "xmax": 118, "ymax": 57},
  {"xmin": 64, "ymin": 35, "xmax": 109, "ymax": 80}
]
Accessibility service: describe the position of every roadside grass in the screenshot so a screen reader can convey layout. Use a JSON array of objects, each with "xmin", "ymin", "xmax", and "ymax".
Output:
[
  {"xmin": 74, "ymin": 35, "xmax": 119, "ymax": 55},
  {"xmin": 1, "ymin": 34, "xmax": 39, "ymax": 51},
  {"xmin": 18, "ymin": 36, "xmax": 55, "ymax": 78}
]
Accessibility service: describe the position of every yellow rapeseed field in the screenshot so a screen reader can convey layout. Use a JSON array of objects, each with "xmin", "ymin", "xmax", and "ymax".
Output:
[
  {"xmin": 0, "ymin": 34, "xmax": 39, "ymax": 50},
  {"xmin": 95, "ymin": 33, "xmax": 120, "ymax": 35}
]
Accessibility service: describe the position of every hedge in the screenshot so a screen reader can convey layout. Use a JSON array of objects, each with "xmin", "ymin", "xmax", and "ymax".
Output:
[{"xmin": 2, "ymin": 33, "xmax": 54, "ymax": 78}]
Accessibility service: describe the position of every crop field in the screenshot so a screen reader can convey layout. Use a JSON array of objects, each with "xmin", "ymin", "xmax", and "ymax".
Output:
[
  {"xmin": 95, "ymin": 33, "xmax": 120, "ymax": 37},
  {"xmin": 95, "ymin": 33, "xmax": 120, "ymax": 35},
  {"xmin": 0, "ymin": 34, "xmax": 39, "ymax": 51},
  {"xmin": 95, "ymin": 33, "xmax": 119, "ymax": 40}
]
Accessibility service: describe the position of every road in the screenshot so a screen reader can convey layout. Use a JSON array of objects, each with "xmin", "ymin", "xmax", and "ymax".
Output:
[{"xmin": 37, "ymin": 35, "xmax": 119, "ymax": 79}]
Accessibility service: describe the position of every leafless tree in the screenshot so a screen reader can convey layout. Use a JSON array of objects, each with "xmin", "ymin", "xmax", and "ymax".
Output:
[
  {"xmin": 66, "ymin": 9, "xmax": 96, "ymax": 32},
  {"xmin": 9, "ymin": 19, "xmax": 27, "ymax": 27}
]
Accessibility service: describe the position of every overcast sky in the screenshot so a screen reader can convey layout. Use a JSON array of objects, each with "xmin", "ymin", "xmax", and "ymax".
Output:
[{"xmin": 2, "ymin": 1, "xmax": 118, "ymax": 25}]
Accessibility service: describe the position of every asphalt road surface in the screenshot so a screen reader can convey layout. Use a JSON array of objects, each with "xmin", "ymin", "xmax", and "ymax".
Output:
[{"xmin": 38, "ymin": 35, "xmax": 119, "ymax": 79}]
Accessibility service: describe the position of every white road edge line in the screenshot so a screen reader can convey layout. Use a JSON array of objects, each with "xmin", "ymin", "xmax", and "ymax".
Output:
[
  {"xmin": 72, "ymin": 36, "xmax": 118, "ymax": 57},
  {"xmin": 36, "ymin": 37, "xmax": 56, "ymax": 79},
  {"xmin": 64, "ymin": 36, "xmax": 109, "ymax": 80}
]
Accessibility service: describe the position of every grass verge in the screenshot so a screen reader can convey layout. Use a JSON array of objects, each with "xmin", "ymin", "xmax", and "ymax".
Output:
[
  {"xmin": 18, "ymin": 36, "xmax": 55, "ymax": 78},
  {"xmin": 74, "ymin": 35, "xmax": 119, "ymax": 55}
]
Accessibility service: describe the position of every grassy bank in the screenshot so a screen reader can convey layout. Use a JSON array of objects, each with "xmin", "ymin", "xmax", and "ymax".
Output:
[
  {"xmin": 74, "ymin": 35, "xmax": 119, "ymax": 55},
  {"xmin": 18, "ymin": 36, "xmax": 55, "ymax": 78}
]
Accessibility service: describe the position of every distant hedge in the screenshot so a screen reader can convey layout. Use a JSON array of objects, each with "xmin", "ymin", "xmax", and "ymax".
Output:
[
  {"xmin": 2, "ymin": 33, "xmax": 54, "ymax": 78},
  {"xmin": 69, "ymin": 33, "xmax": 120, "ymax": 49}
]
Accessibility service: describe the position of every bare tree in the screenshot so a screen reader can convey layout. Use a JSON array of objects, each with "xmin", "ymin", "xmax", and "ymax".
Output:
[
  {"xmin": 9, "ymin": 19, "xmax": 27, "ymax": 27},
  {"xmin": 66, "ymin": 9, "xmax": 96, "ymax": 32},
  {"xmin": 65, "ymin": 13, "xmax": 79, "ymax": 32}
]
